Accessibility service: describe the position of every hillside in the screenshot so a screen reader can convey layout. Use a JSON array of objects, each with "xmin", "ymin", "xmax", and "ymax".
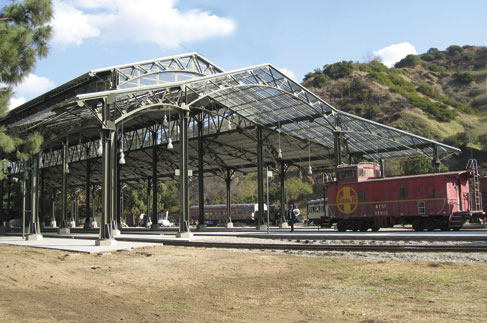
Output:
[{"xmin": 302, "ymin": 45, "xmax": 487, "ymax": 170}]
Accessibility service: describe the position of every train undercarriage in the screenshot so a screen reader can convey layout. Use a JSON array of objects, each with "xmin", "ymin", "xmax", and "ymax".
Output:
[{"xmin": 330, "ymin": 211, "xmax": 484, "ymax": 232}]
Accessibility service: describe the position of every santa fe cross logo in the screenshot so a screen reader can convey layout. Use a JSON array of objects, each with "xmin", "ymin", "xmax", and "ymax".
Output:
[{"xmin": 336, "ymin": 186, "xmax": 358, "ymax": 214}]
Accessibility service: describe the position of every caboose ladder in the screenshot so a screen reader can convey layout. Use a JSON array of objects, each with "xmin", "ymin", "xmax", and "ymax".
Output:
[{"xmin": 466, "ymin": 159, "xmax": 482, "ymax": 211}]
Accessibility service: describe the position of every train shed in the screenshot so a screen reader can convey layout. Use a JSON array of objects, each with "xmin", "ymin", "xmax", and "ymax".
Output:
[{"xmin": 0, "ymin": 53, "xmax": 460, "ymax": 244}]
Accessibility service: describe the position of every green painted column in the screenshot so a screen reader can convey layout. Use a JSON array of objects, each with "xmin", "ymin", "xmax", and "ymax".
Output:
[
  {"xmin": 179, "ymin": 108, "xmax": 190, "ymax": 233},
  {"xmin": 257, "ymin": 125, "xmax": 264, "ymax": 226}
]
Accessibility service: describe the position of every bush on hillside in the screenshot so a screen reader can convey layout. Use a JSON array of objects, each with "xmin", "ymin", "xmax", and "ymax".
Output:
[
  {"xmin": 444, "ymin": 132, "xmax": 471, "ymax": 147},
  {"xmin": 447, "ymin": 45, "xmax": 464, "ymax": 56},
  {"xmin": 394, "ymin": 54, "xmax": 420, "ymax": 68},
  {"xmin": 323, "ymin": 61, "xmax": 354, "ymax": 79},
  {"xmin": 421, "ymin": 53, "xmax": 435, "ymax": 61},
  {"xmin": 402, "ymin": 155, "xmax": 436, "ymax": 175},
  {"xmin": 454, "ymin": 72, "xmax": 474, "ymax": 85}
]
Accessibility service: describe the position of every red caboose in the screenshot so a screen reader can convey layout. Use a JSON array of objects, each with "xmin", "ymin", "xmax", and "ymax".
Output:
[{"xmin": 324, "ymin": 162, "xmax": 484, "ymax": 231}]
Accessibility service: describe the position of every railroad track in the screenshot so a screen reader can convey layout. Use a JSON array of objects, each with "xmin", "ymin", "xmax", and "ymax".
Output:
[{"xmin": 116, "ymin": 237, "xmax": 487, "ymax": 253}]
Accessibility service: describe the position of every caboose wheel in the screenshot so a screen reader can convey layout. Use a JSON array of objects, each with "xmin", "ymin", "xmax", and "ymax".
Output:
[
  {"xmin": 371, "ymin": 225, "xmax": 380, "ymax": 232},
  {"xmin": 412, "ymin": 220, "xmax": 424, "ymax": 232},
  {"xmin": 337, "ymin": 222, "xmax": 346, "ymax": 232}
]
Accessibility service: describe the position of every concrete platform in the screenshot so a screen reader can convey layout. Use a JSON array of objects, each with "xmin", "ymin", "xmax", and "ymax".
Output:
[{"xmin": 0, "ymin": 236, "xmax": 157, "ymax": 254}]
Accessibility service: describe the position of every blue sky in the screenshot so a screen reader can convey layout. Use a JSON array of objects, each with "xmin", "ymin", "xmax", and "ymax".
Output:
[{"xmin": 6, "ymin": 0, "xmax": 487, "ymax": 108}]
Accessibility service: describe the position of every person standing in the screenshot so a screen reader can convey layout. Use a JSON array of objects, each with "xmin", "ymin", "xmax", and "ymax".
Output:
[{"xmin": 289, "ymin": 205, "xmax": 296, "ymax": 232}]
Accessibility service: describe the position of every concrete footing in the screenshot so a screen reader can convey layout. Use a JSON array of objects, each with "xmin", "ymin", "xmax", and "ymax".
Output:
[
  {"xmin": 256, "ymin": 224, "xmax": 268, "ymax": 231},
  {"xmin": 176, "ymin": 231, "xmax": 193, "ymax": 238},
  {"xmin": 280, "ymin": 222, "xmax": 289, "ymax": 229},
  {"xmin": 26, "ymin": 234, "xmax": 43, "ymax": 241},
  {"xmin": 112, "ymin": 229, "xmax": 121, "ymax": 237},
  {"xmin": 95, "ymin": 239, "xmax": 117, "ymax": 246},
  {"xmin": 196, "ymin": 224, "xmax": 207, "ymax": 231},
  {"xmin": 226, "ymin": 222, "xmax": 234, "ymax": 228},
  {"xmin": 58, "ymin": 228, "xmax": 70, "ymax": 234}
]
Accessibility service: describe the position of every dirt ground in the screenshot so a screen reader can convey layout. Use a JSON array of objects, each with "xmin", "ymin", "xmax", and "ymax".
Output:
[{"xmin": 1, "ymin": 244, "xmax": 486, "ymax": 323}]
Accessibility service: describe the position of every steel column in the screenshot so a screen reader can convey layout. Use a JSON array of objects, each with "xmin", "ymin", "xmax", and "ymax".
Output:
[
  {"xmin": 116, "ymin": 154, "xmax": 122, "ymax": 228},
  {"xmin": 179, "ymin": 108, "xmax": 190, "ymax": 233},
  {"xmin": 279, "ymin": 162, "xmax": 286, "ymax": 224},
  {"xmin": 257, "ymin": 125, "xmax": 264, "ymax": 226},
  {"xmin": 6, "ymin": 176, "xmax": 11, "ymax": 227},
  {"xmin": 225, "ymin": 169, "xmax": 231, "ymax": 224},
  {"xmin": 84, "ymin": 157, "xmax": 91, "ymax": 228},
  {"xmin": 146, "ymin": 177, "xmax": 151, "ymax": 225},
  {"xmin": 100, "ymin": 97, "xmax": 114, "ymax": 241},
  {"xmin": 21, "ymin": 166, "xmax": 27, "ymax": 239},
  {"xmin": 0, "ymin": 179, "xmax": 3, "ymax": 226},
  {"xmin": 61, "ymin": 138, "xmax": 68, "ymax": 228},
  {"xmin": 197, "ymin": 119, "xmax": 205, "ymax": 229},
  {"xmin": 151, "ymin": 131, "xmax": 159, "ymax": 229},
  {"xmin": 432, "ymin": 144, "xmax": 440, "ymax": 172},
  {"xmin": 30, "ymin": 155, "xmax": 40, "ymax": 234},
  {"xmin": 110, "ymin": 130, "xmax": 117, "ymax": 231},
  {"xmin": 39, "ymin": 166, "xmax": 44, "ymax": 226},
  {"xmin": 334, "ymin": 131, "xmax": 342, "ymax": 167}
]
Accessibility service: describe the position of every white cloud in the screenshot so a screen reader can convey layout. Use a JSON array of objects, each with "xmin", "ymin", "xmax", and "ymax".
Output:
[
  {"xmin": 279, "ymin": 67, "xmax": 296, "ymax": 80},
  {"xmin": 51, "ymin": 0, "xmax": 236, "ymax": 48},
  {"xmin": 14, "ymin": 74, "xmax": 55, "ymax": 95},
  {"xmin": 8, "ymin": 96, "xmax": 27, "ymax": 110},
  {"xmin": 373, "ymin": 42, "xmax": 417, "ymax": 67}
]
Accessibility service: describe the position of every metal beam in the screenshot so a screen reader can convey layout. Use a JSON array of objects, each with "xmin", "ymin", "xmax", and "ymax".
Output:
[
  {"xmin": 151, "ymin": 131, "xmax": 159, "ymax": 229},
  {"xmin": 257, "ymin": 125, "xmax": 264, "ymax": 227},
  {"xmin": 179, "ymin": 108, "xmax": 190, "ymax": 233},
  {"xmin": 197, "ymin": 118, "xmax": 206, "ymax": 230}
]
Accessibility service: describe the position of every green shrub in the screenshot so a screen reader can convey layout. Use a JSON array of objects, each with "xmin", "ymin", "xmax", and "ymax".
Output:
[
  {"xmin": 421, "ymin": 53, "xmax": 435, "ymax": 61},
  {"xmin": 447, "ymin": 45, "xmax": 464, "ymax": 56},
  {"xmin": 369, "ymin": 60, "xmax": 389, "ymax": 72},
  {"xmin": 358, "ymin": 64, "xmax": 372, "ymax": 73},
  {"xmin": 312, "ymin": 73, "xmax": 328, "ymax": 87},
  {"xmin": 367, "ymin": 72, "xmax": 393, "ymax": 86},
  {"xmin": 444, "ymin": 132, "xmax": 471, "ymax": 147},
  {"xmin": 323, "ymin": 61, "xmax": 354, "ymax": 79},
  {"xmin": 402, "ymin": 155, "xmax": 436, "ymax": 175},
  {"xmin": 454, "ymin": 72, "xmax": 474, "ymax": 84},
  {"xmin": 395, "ymin": 54, "xmax": 420, "ymax": 68},
  {"xmin": 478, "ymin": 134, "xmax": 487, "ymax": 150},
  {"xmin": 471, "ymin": 94, "xmax": 487, "ymax": 109}
]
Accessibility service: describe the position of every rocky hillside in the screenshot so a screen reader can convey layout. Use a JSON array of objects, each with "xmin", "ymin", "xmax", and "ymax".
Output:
[{"xmin": 302, "ymin": 45, "xmax": 487, "ymax": 162}]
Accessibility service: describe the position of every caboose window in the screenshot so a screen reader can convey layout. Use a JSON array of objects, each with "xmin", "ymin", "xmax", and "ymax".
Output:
[
  {"xmin": 400, "ymin": 187, "xmax": 408, "ymax": 198},
  {"xmin": 359, "ymin": 168, "xmax": 364, "ymax": 176},
  {"xmin": 358, "ymin": 190, "xmax": 366, "ymax": 201},
  {"xmin": 338, "ymin": 170, "xmax": 355, "ymax": 179},
  {"xmin": 418, "ymin": 202, "xmax": 425, "ymax": 214}
]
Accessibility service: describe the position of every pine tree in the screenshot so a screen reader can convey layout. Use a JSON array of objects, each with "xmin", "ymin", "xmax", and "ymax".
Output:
[{"xmin": 0, "ymin": 0, "xmax": 53, "ymax": 175}]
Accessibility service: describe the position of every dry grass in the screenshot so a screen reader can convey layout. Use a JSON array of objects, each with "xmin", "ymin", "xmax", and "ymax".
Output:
[{"xmin": 0, "ymin": 245, "xmax": 486, "ymax": 322}]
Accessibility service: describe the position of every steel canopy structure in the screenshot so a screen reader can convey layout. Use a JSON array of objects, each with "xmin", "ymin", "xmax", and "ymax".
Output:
[{"xmin": 1, "ymin": 53, "xmax": 460, "ymax": 243}]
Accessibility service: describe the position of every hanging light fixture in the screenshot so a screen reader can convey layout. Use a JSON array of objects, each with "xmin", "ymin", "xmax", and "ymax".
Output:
[
  {"xmin": 97, "ymin": 137, "xmax": 103, "ymax": 155},
  {"xmin": 39, "ymin": 155, "xmax": 43, "ymax": 168},
  {"xmin": 119, "ymin": 119, "xmax": 126, "ymax": 164},
  {"xmin": 65, "ymin": 162, "xmax": 70, "ymax": 174},
  {"xmin": 277, "ymin": 120, "xmax": 282, "ymax": 159},
  {"xmin": 167, "ymin": 112, "xmax": 173, "ymax": 149},
  {"xmin": 162, "ymin": 113, "xmax": 168, "ymax": 127},
  {"xmin": 308, "ymin": 139, "xmax": 313, "ymax": 175},
  {"xmin": 119, "ymin": 151, "xmax": 126, "ymax": 165}
]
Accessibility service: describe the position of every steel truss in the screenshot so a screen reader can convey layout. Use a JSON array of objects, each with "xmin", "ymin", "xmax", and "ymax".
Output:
[{"xmin": 1, "ymin": 53, "xmax": 461, "ymax": 241}]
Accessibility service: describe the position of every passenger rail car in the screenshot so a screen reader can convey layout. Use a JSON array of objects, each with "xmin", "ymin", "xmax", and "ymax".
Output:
[
  {"xmin": 189, "ymin": 204, "xmax": 264, "ymax": 225},
  {"xmin": 322, "ymin": 161, "xmax": 484, "ymax": 232},
  {"xmin": 306, "ymin": 199, "xmax": 330, "ymax": 226}
]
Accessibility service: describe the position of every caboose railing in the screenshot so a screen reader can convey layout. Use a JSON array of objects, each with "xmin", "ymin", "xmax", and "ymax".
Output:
[{"xmin": 466, "ymin": 159, "xmax": 482, "ymax": 212}]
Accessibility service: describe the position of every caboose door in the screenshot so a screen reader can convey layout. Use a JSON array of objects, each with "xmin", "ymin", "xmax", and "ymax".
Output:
[{"xmin": 456, "ymin": 180, "xmax": 462, "ymax": 211}]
